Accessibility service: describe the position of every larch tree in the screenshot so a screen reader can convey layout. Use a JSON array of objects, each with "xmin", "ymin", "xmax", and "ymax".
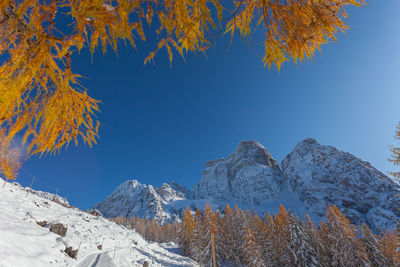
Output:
[
  {"xmin": 389, "ymin": 122, "xmax": 400, "ymax": 179},
  {"xmin": 288, "ymin": 212, "xmax": 321, "ymax": 267},
  {"xmin": 320, "ymin": 204, "xmax": 367, "ymax": 266},
  {"xmin": 360, "ymin": 224, "xmax": 391, "ymax": 267},
  {"xmin": 0, "ymin": 0, "xmax": 365, "ymax": 181},
  {"xmin": 242, "ymin": 223, "xmax": 265, "ymax": 266},
  {"xmin": 271, "ymin": 204, "xmax": 292, "ymax": 266},
  {"xmin": 0, "ymin": 129, "xmax": 22, "ymax": 184},
  {"xmin": 377, "ymin": 230, "xmax": 400, "ymax": 266},
  {"xmin": 251, "ymin": 212, "xmax": 273, "ymax": 266},
  {"xmin": 190, "ymin": 208, "xmax": 204, "ymax": 262},
  {"xmin": 178, "ymin": 206, "xmax": 195, "ymax": 256}
]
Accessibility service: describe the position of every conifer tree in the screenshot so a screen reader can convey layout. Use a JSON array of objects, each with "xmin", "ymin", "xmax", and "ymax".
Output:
[
  {"xmin": 0, "ymin": 130, "xmax": 22, "ymax": 183},
  {"xmin": 178, "ymin": 207, "xmax": 195, "ymax": 256},
  {"xmin": 389, "ymin": 122, "xmax": 400, "ymax": 179},
  {"xmin": 199, "ymin": 204, "xmax": 215, "ymax": 266},
  {"xmin": 216, "ymin": 204, "xmax": 240, "ymax": 265},
  {"xmin": 190, "ymin": 208, "xmax": 204, "ymax": 262},
  {"xmin": 0, "ymin": 0, "xmax": 365, "ymax": 178},
  {"xmin": 271, "ymin": 205, "xmax": 291, "ymax": 266},
  {"xmin": 320, "ymin": 205, "xmax": 367, "ymax": 266},
  {"xmin": 242, "ymin": 224, "xmax": 265, "ymax": 266},
  {"xmin": 251, "ymin": 213, "xmax": 273, "ymax": 266},
  {"xmin": 288, "ymin": 213, "xmax": 322, "ymax": 267},
  {"xmin": 378, "ymin": 230, "xmax": 400, "ymax": 266},
  {"xmin": 360, "ymin": 224, "xmax": 391, "ymax": 267},
  {"xmin": 213, "ymin": 210, "xmax": 224, "ymax": 265}
]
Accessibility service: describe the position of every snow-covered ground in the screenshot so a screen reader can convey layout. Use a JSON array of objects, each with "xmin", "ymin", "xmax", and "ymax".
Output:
[{"xmin": 0, "ymin": 179, "xmax": 197, "ymax": 267}]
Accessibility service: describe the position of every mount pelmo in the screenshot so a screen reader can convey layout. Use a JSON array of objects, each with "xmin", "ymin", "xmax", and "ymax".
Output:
[{"xmin": 94, "ymin": 139, "xmax": 400, "ymax": 231}]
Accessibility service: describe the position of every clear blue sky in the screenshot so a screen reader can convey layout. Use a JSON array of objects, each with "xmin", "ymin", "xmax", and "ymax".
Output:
[{"xmin": 15, "ymin": 0, "xmax": 400, "ymax": 209}]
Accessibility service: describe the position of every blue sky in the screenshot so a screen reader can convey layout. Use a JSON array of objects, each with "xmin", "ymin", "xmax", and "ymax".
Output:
[{"xmin": 15, "ymin": 0, "xmax": 400, "ymax": 209}]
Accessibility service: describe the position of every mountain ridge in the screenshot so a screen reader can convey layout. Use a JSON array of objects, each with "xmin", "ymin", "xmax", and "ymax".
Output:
[{"xmin": 94, "ymin": 138, "xmax": 400, "ymax": 231}]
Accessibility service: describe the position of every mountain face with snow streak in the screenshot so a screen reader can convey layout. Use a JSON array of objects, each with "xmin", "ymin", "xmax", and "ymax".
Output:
[
  {"xmin": 93, "ymin": 180, "xmax": 189, "ymax": 223},
  {"xmin": 193, "ymin": 140, "xmax": 285, "ymax": 205},
  {"xmin": 282, "ymin": 138, "xmax": 400, "ymax": 231},
  {"xmin": 94, "ymin": 139, "xmax": 400, "ymax": 231}
]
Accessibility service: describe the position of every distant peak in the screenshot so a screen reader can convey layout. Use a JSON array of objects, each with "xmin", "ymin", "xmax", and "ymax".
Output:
[
  {"xmin": 299, "ymin": 138, "xmax": 318, "ymax": 145},
  {"xmin": 236, "ymin": 140, "xmax": 265, "ymax": 151},
  {"xmin": 232, "ymin": 140, "xmax": 280, "ymax": 171}
]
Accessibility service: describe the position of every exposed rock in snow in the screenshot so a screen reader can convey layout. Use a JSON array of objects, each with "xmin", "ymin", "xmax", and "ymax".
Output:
[
  {"xmin": 11, "ymin": 182, "xmax": 69, "ymax": 206},
  {"xmin": 0, "ymin": 179, "xmax": 197, "ymax": 267},
  {"xmin": 93, "ymin": 180, "xmax": 190, "ymax": 223},
  {"xmin": 193, "ymin": 140, "xmax": 285, "ymax": 205},
  {"xmin": 281, "ymin": 138, "xmax": 400, "ymax": 231},
  {"xmin": 95, "ymin": 139, "xmax": 400, "ymax": 231}
]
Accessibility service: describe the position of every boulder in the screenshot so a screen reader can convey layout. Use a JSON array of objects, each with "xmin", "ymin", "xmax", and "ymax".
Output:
[{"xmin": 49, "ymin": 223, "xmax": 67, "ymax": 237}]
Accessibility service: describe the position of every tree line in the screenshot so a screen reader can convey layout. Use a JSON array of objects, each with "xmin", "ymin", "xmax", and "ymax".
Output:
[{"xmin": 111, "ymin": 203, "xmax": 400, "ymax": 267}]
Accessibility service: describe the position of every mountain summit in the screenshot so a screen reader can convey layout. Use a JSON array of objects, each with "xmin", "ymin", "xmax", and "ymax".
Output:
[{"xmin": 94, "ymin": 139, "xmax": 400, "ymax": 231}]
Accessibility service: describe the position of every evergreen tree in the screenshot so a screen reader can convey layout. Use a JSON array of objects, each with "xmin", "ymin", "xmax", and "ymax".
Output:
[
  {"xmin": 378, "ymin": 230, "xmax": 400, "ymax": 266},
  {"xmin": 199, "ymin": 204, "xmax": 215, "ymax": 266},
  {"xmin": 320, "ymin": 205, "xmax": 367, "ymax": 266},
  {"xmin": 190, "ymin": 208, "xmax": 204, "ymax": 262},
  {"xmin": 288, "ymin": 213, "xmax": 322, "ymax": 267},
  {"xmin": 178, "ymin": 207, "xmax": 195, "ymax": 256},
  {"xmin": 251, "ymin": 213, "xmax": 273, "ymax": 266},
  {"xmin": 361, "ymin": 224, "xmax": 391, "ymax": 267},
  {"xmin": 271, "ymin": 205, "xmax": 291, "ymax": 266},
  {"xmin": 242, "ymin": 224, "xmax": 265, "ymax": 266}
]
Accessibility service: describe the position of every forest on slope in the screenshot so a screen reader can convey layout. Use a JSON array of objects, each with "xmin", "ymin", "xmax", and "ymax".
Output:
[{"xmin": 111, "ymin": 203, "xmax": 400, "ymax": 267}]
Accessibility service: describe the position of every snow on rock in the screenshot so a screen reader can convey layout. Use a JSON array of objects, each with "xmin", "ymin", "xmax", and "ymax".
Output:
[
  {"xmin": 93, "ymin": 180, "xmax": 190, "ymax": 223},
  {"xmin": 193, "ymin": 140, "xmax": 285, "ymax": 205},
  {"xmin": 94, "ymin": 139, "xmax": 400, "ymax": 231},
  {"xmin": 0, "ymin": 179, "xmax": 197, "ymax": 267},
  {"xmin": 281, "ymin": 138, "xmax": 400, "ymax": 231},
  {"xmin": 12, "ymin": 181, "xmax": 69, "ymax": 206}
]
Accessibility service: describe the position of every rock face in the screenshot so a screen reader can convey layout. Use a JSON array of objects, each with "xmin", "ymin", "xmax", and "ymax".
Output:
[
  {"xmin": 94, "ymin": 139, "xmax": 400, "ymax": 231},
  {"xmin": 93, "ymin": 180, "xmax": 189, "ymax": 223},
  {"xmin": 281, "ymin": 138, "xmax": 400, "ymax": 231},
  {"xmin": 193, "ymin": 141, "xmax": 285, "ymax": 205}
]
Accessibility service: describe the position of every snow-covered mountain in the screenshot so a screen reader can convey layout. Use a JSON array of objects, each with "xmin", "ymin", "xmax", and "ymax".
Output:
[
  {"xmin": 193, "ymin": 140, "xmax": 284, "ymax": 205},
  {"xmin": 94, "ymin": 139, "xmax": 400, "ymax": 231},
  {"xmin": 0, "ymin": 179, "xmax": 197, "ymax": 267},
  {"xmin": 282, "ymin": 138, "xmax": 400, "ymax": 231},
  {"xmin": 93, "ymin": 180, "xmax": 190, "ymax": 223}
]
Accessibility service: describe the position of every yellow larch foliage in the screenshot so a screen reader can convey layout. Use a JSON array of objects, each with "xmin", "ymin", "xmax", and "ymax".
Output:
[{"xmin": 0, "ymin": 0, "xmax": 364, "ymax": 181}]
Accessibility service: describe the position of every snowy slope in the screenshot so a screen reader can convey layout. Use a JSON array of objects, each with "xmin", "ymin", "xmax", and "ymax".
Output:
[{"xmin": 0, "ymin": 179, "xmax": 197, "ymax": 267}]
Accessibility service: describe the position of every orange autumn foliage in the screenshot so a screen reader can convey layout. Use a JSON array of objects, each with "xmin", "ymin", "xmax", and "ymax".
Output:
[{"xmin": 0, "ymin": 0, "xmax": 364, "ymax": 180}]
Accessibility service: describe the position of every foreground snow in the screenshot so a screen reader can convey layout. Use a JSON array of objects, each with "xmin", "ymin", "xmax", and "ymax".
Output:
[{"xmin": 0, "ymin": 179, "xmax": 197, "ymax": 267}]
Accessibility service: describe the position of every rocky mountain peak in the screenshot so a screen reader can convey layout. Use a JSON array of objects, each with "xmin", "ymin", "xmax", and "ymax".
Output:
[
  {"xmin": 282, "ymin": 138, "xmax": 400, "ymax": 231},
  {"xmin": 94, "ymin": 138, "xmax": 400, "ymax": 231},
  {"xmin": 193, "ymin": 140, "xmax": 284, "ymax": 204},
  {"xmin": 232, "ymin": 140, "xmax": 280, "ymax": 171}
]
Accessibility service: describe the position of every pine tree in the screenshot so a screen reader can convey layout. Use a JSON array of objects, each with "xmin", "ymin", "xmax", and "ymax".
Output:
[
  {"xmin": 242, "ymin": 224, "xmax": 265, "ymax": 266},
  {"xmin": 215, "ymin": 204, "xmax": 240, "ymax": 265},
  {"xmin": 199, "ymin": 204, "xmax": 214, "ymax": 266},
  {"xmin": 320, "ymin": 205, "xmax": 367, "ymax": 266},
  {"xmin": 190, "ymin": 208, "xmax": 204, "ymax": 262},
  {"xmin": 178, "ymin": 207, "xmax": 194, "ymax": 256},
  {"xmin": 251, "ymin": 213, "xmax": 273, "ymax": 266},
  {"xmin": 360, "ymin": 224, "xmax": 391, "ymax": 267},
  {"xmin": 378, "ymin": 230, "xmax": 400, "ymax": 266},
  {"xmin": 271, "ymin": 205, "xmax": 291, "ymax": 266},
  {"xmin": 288, "ymin": 213, "xmax": 322, "ymax": 267}
]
